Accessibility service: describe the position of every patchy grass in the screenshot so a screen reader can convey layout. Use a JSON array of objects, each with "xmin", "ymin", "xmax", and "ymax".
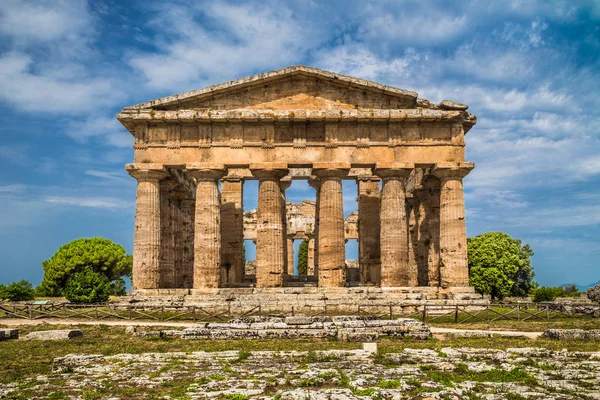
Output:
[
  {"xmin": 1, "ymin": 322, "xmax": 599, "ymax": 387},
  {"xmin": 428, "ymin": 316, "xmax": 600, "ymax": 332}
]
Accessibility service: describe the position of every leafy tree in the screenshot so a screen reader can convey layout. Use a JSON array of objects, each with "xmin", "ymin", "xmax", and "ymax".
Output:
[
  {"xmin": 587, "ymin": 283, "xmax": 600, "ymax": 304},
  {"xmin": 0, "ymin": 280, "xmax": 35, "ymax": 301},
  {"xmin": 110, "ymin": 278, "xmax": 127, "ymax": 296},
  {"xmin": 64, "ymin": 268, "xmax": 112, "ymax": 303},
  {"xmin": 468, "ymin": 232, "xmax": 536, "ymax": 300},
  {"xmin": 533, "ymin": 286, "xmax": 564, "ymax": 302},
  {"xmin": 297, "ymin": 240, "xmax": 309, "ymax": 275},
  {"xmin": 41, "ymin": 238, "xmax": 132, "ymax": 297}
]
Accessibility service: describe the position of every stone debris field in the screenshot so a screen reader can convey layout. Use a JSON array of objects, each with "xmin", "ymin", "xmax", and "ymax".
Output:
[{"xmin": 2, "ymin": 344, "xmax": 600, "ymax": 399}]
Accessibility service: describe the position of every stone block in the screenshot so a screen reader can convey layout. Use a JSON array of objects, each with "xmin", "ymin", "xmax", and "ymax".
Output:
[
  {"xmin": 23, "ymin": 329, "xmax": 83, "ymax": 341},
  {"xmin": 285, "ymin": 316, "xmax": 313, "ymax": 325},
  {"xmin": 363, "ymin": 342, "xmax": 378, "ymax": 353},
  {"xmin": 338, "ymin": 330, "xmax": 378, "ymax": 342},
  {"xmin": 543, "ymin": 329, "xmax": 600, "ymax": 340}
]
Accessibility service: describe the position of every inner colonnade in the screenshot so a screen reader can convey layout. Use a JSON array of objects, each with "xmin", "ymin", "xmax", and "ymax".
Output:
[
  {"xmin": 126, "ymin": 161, "xmax": 473, "ymax": 290},
  {"xmin": 118, "ymin": 66, "xmax": 478, "ymax": 295}
]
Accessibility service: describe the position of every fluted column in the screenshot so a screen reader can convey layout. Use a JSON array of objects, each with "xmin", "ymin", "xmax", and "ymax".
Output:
[
  {"xmin": 126, "ymin": 164, "xmax": 168, "ymax": 290},
  {"xmin": 313, "ymin": 163, "xmax": 350, "ymax": 287},
  {"xmin": 357, "ymin": 176, "xmax": 381, "ymax": 284},
  {"xmin": 181, "ymin": 198, "xmax": 195, "ymax": 288},
  {"xmin": 287, "ymin": 237, "xmax": 294, "ymax": 275},
  {"xmin": 308, "ymin": 176, "xmax": 321, "ymax": 276},
  {"xmin": 375, "ymin": 163, "xmax": 415, "ymax": 287},
  {"xmin": 220, "ymin": 176, "xmax": 244, "ymax": 285},
  {"xmin": 187, "ymin": 163, "xmax": 226, "ymax": 289},
  {"xmin": 432, "ymin": 162, "xmax": 474, "ymax": 288},
  {"xmin": 251, "ymin": 164, "xmax": 289, "ymax": 287}
]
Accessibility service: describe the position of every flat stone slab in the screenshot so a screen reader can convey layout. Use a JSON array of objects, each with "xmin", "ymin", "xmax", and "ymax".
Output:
[{"xmin": 22, "ymin": 329, "xmax": 83, "ymax": 341}]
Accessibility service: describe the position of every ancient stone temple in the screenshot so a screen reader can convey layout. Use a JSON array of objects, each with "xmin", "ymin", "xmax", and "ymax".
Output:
[{"xmin": 118, "ymin": 66, "xmax": 477, "ymax": 301}]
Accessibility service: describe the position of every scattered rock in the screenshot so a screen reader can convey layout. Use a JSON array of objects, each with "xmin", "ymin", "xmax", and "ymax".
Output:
[{"xmin": 22, "ymin": 329, "xmax": 83, "ymax": 341}]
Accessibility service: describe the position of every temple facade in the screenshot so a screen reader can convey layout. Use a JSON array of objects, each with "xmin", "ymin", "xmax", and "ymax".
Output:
[{"xmin": 118, "ymin": 66, "xmax": 476, "ymax": 294}]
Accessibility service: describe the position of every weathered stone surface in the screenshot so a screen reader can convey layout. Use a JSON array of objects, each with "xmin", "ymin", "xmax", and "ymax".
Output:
[
  {"xmin": 544, "ymin": 329, "xmax": 600, "ymax": 340},
  {"xmin": 17, "ymin": 345, "xmax": 598, "ymax": 400},
  {"xmin": 23, "ymin": 329, "xmax": 83, "ymax": 341},
  {"xmin": 119, "ymin": 66, "xmax": 477, "ymax": 294},
  {"xmin": 439, "ymin": 99, "xmax": 469, "ymax": 110}
]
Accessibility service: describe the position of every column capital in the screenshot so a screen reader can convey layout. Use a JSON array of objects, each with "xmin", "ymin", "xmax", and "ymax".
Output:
[
  {"xmin": 126, "ymin": 163, "xmax": 168, "ymax": 182},
  {"xmin": 308, "ymin": 175, "xmax": 321, "ymax": 189},
  {"xmin": 374, "ymin": 162, "xmax": 414, "ymax": 179},
  {"xmin": 280, "ymin": 177, "xmax": 292, "ymax": 190},
  {"xmin": 356, "ymin": 175, "xmax": 381, "ymax": 183},
  {"xmin": 432, "ymin": 162, "xmax": 474, "ymax": 180},
  {"xmin": 187, "ymin": 163, "xmax": 226, "ymax": 181},
  {"xmin": 312, "ymin": 162, "xmax": 350, "ymax": 179}
]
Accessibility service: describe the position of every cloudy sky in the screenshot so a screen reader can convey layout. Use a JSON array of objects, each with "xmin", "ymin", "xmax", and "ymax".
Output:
[{"xmin": 0, "ymin": 0, "xmax": 599, "ymax": 286}]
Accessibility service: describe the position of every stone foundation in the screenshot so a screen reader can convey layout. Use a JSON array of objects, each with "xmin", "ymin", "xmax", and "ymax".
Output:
[
  {"xmin": 179, "ymin": 315, "xmax": 430, "ymax": 341},
  {"xmin": 122, "ymin": 286, "xmax": 485, "ymax": 313}
]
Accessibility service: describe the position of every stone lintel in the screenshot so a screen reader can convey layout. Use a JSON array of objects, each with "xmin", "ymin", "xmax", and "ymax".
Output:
[{"xmin": 432, "ymin": 162, "xmax": 475, "ymax": 180}]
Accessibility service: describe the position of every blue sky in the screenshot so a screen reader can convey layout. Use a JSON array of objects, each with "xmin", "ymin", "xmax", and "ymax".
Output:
[{"xmin": 1, "ymin": 0, "xmax": 599, "ymax": 287}]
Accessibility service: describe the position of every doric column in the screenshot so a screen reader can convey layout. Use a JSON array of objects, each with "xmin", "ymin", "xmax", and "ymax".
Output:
[
  {"xmin": 357, "ymin": 176, "xmax": 381, "ymax": 284},
  {"xmin": 287, "ymin": 237, "xmax": 294, "ymax": 275},
  {"xmin": 308, "ymin": 176, "xmax": 321, "ymax": 276},
  {"xmin": 432, "ymin": 162, "xmax": 474, "ymax": 288},
  {"xmin": 250, "ymin": 164, "xmax": 289, "ymax": 287},
  {"xmin": 313, "ymin": 163, "xmax": 350, "ymax": 287},
  {"xmin": 180, "ymin": 198, "xmax": 195, "ymax": 288},
  {"xmin": 375, "ymin": 162, "xmax": 415, "ymax": 287},
  {"xmin": 187, "ymin": 163, "xmax": 226, "ymax": 289},
  {"xmin": 220, "ymin": 176, "xmax": 244, "ymax": 285},
  {"xmin": 307, "ymin": 236, "xmax": 315, "ymax": 275},
  {"xmin": 126, "ymin": 164, "xmax": 168, "ymax": 290}
]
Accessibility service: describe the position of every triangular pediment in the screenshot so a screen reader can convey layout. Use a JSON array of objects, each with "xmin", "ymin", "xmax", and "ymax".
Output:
[{"xmin": 123, "ymin": 66, "xmax": 419, "ymax": 111}]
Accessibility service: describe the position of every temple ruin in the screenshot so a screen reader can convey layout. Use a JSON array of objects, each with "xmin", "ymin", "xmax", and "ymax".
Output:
[{"xmin": 118, "ymin": 66, "xmax": 478, "ymax": 300}]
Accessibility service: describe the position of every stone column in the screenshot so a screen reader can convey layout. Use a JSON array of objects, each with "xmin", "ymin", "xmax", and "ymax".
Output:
[
  {"xmin": 357, "ymin": 176, "xmax": 381, "ymax": 284},
  {"xmin": 187, "ymin": 163, "xmax": 226, "ymax": 289},
  {"xmin": 220, "ymin": 176, "xmax": 244, "ymax": 285},
  {"xmin": 181, "ymin": 198, "xmax": 195, "ymax": 288},
  {"xmin": 287, "ymin": 237, "xmax": 295, "ymax": 275},
  {"xmin": 308, "ymin": 176, "xmax": 321, "ymax": 276},
  {"xmin": 313, "ymin": 163, "xmax": 350, "ymax": 287},
  {"xmin": 432, "ymin": 162, "xmax": 474, "ymax": 288},
  {"xmin": 375, "ymin": 163, "xmax": 415, "ymax": 287},
  {"xmin": 126, "ymin": 164, "xmax": 168, "ymax": 290},
  {"xmin": 307, "ymin": 236, "xmax": 315, "ymax": 275},
  {"xmin": 250, "ymin": 164, "xmax": 289, "ymax": 287}
]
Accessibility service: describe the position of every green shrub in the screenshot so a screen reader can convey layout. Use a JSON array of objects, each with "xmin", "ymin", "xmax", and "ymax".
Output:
[
  {"xmin": 533, "ymin": 286, "xmax": 564, "ymax": 302},
  {"xmin": 0, "ymin": 280, "xmax": 35, "ymax": 301},
  {"xmin": 63, "ymin": 268, "xmax": 112, "ymax": 303}
]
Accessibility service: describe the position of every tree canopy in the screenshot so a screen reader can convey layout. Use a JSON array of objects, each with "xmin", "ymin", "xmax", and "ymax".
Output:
[
  {"xmin": 40, "ymin": 237, "xmax": 132, "ymax": 297},
  {"xmin": 468, "ymin": 232, "xmax": 536, "ymax": 300},
  {"xmin": 297, "ymin": 240, "xmax": 309, "ymax": 275},
  {"xmin": 64, "ymin": 268, "xmax": 112, "ymax": 303},
  {"xmin": 0, "ymin": 280, "xmax": 35, "ymax": 301}
]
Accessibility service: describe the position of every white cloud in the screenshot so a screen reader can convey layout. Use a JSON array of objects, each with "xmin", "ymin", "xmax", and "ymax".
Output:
[
  {"xmin": 43, "ymin": 195, "xmax": 132, "ymax": 209},
  {"xmin": 128, "ymin": 2, "xmax": 315, "ymax": 91},
  {"xmin": 66, "ymin": 116, "xmax": 132, "ymax": 148},
  {"xmin": 0, "ymin": 0, "xmax": 93, "ymax": 48},
  {"xmin": 0, "ymin": 52, "xmax": 124, "ymax": 113}
]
